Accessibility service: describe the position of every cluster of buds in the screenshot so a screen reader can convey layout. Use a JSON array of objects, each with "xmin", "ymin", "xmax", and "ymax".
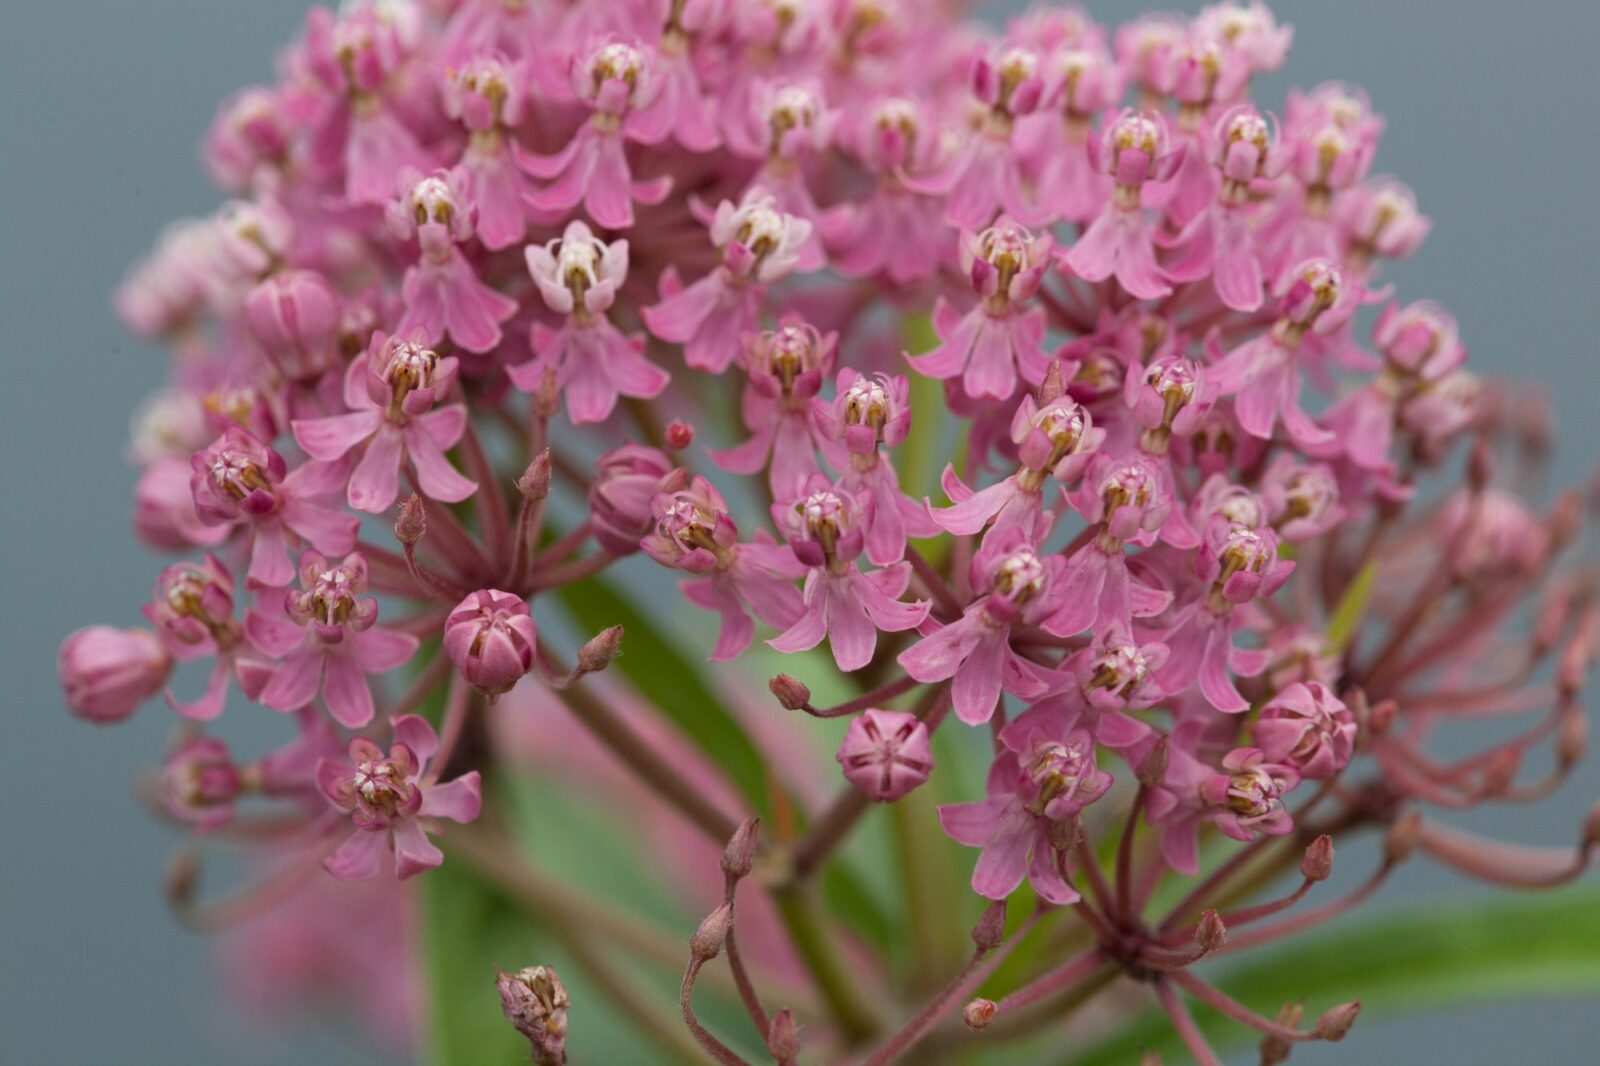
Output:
[{"xmin": 62, "ymin": 2, "xmax": 1596, "ymax": 1063}]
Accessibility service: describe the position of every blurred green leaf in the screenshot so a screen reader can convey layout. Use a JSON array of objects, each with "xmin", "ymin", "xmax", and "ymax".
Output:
[
  {"xmin": 1062, "ymin": 885, "xmax": 1600, "ymax": 1065},
  {"xmin": 1326, "ymin": 558, "xmax": 1379, "ymax": 652}
]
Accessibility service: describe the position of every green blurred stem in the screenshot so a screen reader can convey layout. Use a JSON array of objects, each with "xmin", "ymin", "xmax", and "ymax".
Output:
[{"xmin": 774, "ymin": 886, "xmax": 883, "ymax": 1045}]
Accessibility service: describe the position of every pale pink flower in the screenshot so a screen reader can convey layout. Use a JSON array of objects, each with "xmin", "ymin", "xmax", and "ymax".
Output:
[
  {"xmin": 708, "ymin": 317, "xmax": 835, "ymax": 498},
  {"xmin": 143, "ymin": 555, "xmax": 255, "ymax": 721},
  {"xmin": 439, "ymin": 56, "xmax": 530, "ymax": 251}
]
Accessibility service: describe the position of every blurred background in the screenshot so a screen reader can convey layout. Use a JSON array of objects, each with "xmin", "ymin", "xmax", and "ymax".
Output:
[{"xmin": 2, "ymin": 1, "xmax": 1597, "ymax": 1062}]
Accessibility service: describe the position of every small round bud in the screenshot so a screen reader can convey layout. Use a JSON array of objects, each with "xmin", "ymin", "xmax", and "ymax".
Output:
[
  {"xmin": 1301, "ymin": 835, "xmax": 1335, "ymax": 882},
  {"xmin": 837, "ymin": 709, "xmax": 934, "ymax": 803},
  {"xmin": 1195, "ymin": 909, "xmax": 1228, "ymax": 951},
  {"xmin": 1384, "ymin": 811, "xmax": 1423, "ymax": 865},
  {"xmin": 963, "ymin": 998, "xmax": 997, "ymax": 1031},
  {"xmin": 444, "ymin": 590, "xmax": 537, "ymax": 697},
  {"xmin": 666, "ymin": 420, "xmax": 696, "ymax": 449},
  {"xmin": 395, "ymin": 493, "xmax": 427, "ymax": 546},
  {"xmin": 691, "ymin": 902, "xmax": 734, "ymax": 961},
  {"xmin": 575, "ymin": 625, "xmax": 624, "ymax": 677},
  {"xmin": 721, "ymin": 818, "xmax": 761, "ymax": 882},
  {"xmin": 242, "ymin": 270, "xmax": 341, "ymax": 383},
  {"xmin": 497, "ymin": 966, "xmax": 570, "ymax": 1066},
  {"xmin": 518, "ymin": 451, "xmax": 552, "ymax": 502},
  {"xmin": 766, "ymin": 1008, "xmax": 800, "ymax": 1061},
  {"xmin": 58, "ymin": 625, "xmax": 172, "ymax": 724},
  {"xmin": 1315, "ymin": 1000, "xmax": 1361, "ymax": 1041},
  {"xmin": 769, "ymin": 673, "xmax": 812, "ymax": 711},
  {"xmin": 972, "ymin": 900, "xmax": 1007, "ymax": 952}
]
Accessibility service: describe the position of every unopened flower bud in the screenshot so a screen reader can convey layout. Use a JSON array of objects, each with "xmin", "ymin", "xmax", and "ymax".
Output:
[
  {"xmin": 691, "ymin": 902, "xmax": 734, "ymax": 961},
  {"xmin": 497, "ymin": 966, "xmax": 569, "ymax": 1066},
  {"xmin": 445, "ymin": 590, "xmax": 537, "ymax": 697},
  {"xmin": 1468, "ymin": 436, "xmax": 1495, "ymax": 491},
  {"xmin": 1301, "ymin": 835, "xmax": 1334, "ymax": 882},
  {"xmin": 666, "ymin": 420, "xmax": 695, "ymax": 449},
  {"xmin": 575, "ymin": 625, "xmax": 624, "ymax": 677},
  {"xmin": 519, "ymin": 451, "xmax": 552, "ymax": 502},
  {"xmin": 530, "ymin": 365, "xmax": 561, "ymax": 419},
  {"xmin": 395, "ymin": 493, "xmax": 426, "ymax": 546},
  {"xmin": 1367, "ymin": 697, "xmax": 1398, "ymax": 737},
  {"xmin": 766, "ymin": 1008, "xmax": 800, "ymax": 1062},
  {"xmin": 769, "ymin": 673, "xmax": 811, "ymax": 711},
  {"xmin": 837, "ymin": 709, "xmax": 934, "ymax": 802},
  {"xmin": 963, "ymin": 998, "xmax": 997, "ymax": 1030},
  {"xmin": 1136, "ymin": 734, "xmax": 1170, "ymax": 787},
  {"xmin": 1384, "ymin": 811, "xmax": 1422, "ymax": 865},
  {"xmin": 242, "ymin": 270, "xmax": 341, "ymax": 382},
  {"xmin": 58, "ymin": 625, "xmax": 172, "ymax": 723},
  {"xmin": 972, "ymin": 900, "xmax": 1007, "ymax": 952},
  {"xmin": 1038, "ymin": 359, "xmax": 1067, "ymax": 405},
  {"xmin": 1259, "ymin": 1002, "xmax": 1305, "ymax": 1065},
  {"xmin": 1315, "ymin": 1000, "xmax": 1361, "ymax": 1041},
  {"xmin": 1195, "ymin": 909, "xmax": 1228, "ymax": 951},
  {"xmin": 722, "ymin": 817, "xmax": 761, "ymax": 882}
]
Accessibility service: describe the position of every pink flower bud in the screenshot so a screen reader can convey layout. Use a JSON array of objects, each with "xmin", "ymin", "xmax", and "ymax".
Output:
[
  {"xmin": 444, "ymin": 590, "xmax": 536, "ymax": 697},
  {"xmin": 575, "ymin": 626, "xmax": 624, "ymax": 677},
  {"xmin": 1384, "ymin": 811, "xmax": 1423, "ymax": 865},
  {"xmin": 1301, "ymin": 835, "xmax": 1335, "ymax": 882},
  {"xmin": 394, "ymin": 493, "xmax": 426, "ymax": 546},
  {"xmin": 665, "ymin": 420, "xmax": 695, "ymax": 449},
  {"xmin": 1195, "ymin": 908, "xmax": 1228, "ymax": 951},
  {"xmin": 242, "ymin": 270, "xmax": 341, "ymax": 383},
  {"xmin": 691, "ymin": 902, "xmax": 734, "ymax": 960},
  {"xmin": 722, "ymin": 817, "xmax": 761, "ymax": 881},
  {"xmin": 160, "ymin": 736, "xmax": 243, "ymax": 829},
  {"xmin": 766, "ymin": 1007, "xmax": 800, "ymax": 1061},
  {"xmin": 497, "ymin": 966, "xmax": 569, "ymax": 1066},
  {"xmin": 972, "ymin": 900, "xmax": 1007, "ymax": 951},
  {"xmin": 519, "ymin": 451, "xmax": 552, "ymax": 503},
  {"xmin": 963, "ymin": 998, "xmax": 997, "ymax": 1030},
  {"xmin": 589, "ymin": 444, "xmax": 677, "ymax": 556},
  {"xmin": 769, "ymin": 673, "xmax": 812, "ymax": 711},
  {"xmin": 836, "ymin": 709, "xmax": 933, "ymax": 802},
  {"xmin": 58, "ymin": 625, "xmax": 171, "ymax": 723},
  {"xmin": 1315, "ymin": 1000, "xmax": 1361, "ymax": 1041}
]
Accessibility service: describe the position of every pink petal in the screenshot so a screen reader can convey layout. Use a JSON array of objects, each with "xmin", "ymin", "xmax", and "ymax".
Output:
[
  {"xmin": 392, "ymin": 819, "xmax": 444, "ymax": 880},
  {"xmin": 420, "ymin": 772, "xmax": 482, "ymax": 823},
  {"xmin": 348, "ymin": 424, "xmax": 405, "ymax": 513},
  {"xmin": 320, "ymin": 648, "xmax": 375, "ymax": 728},
  {"xmin": 260, "ymin": 647, "xmax": 325, "ymax": 712},
  {"xmin": 293, "ymin": 411, "xmax": 378, "ymax": 462},
  {"xmin": 324, "ymin": 829, "xmax": 388, "ymax": 881}
]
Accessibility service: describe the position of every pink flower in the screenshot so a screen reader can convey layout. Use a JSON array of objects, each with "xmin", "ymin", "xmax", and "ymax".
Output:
[
  {"xmin": 899, "ymin": 529, "xmax": 1061, "ymax": 724},
  {"xmin": 642, "ymin": 476, "xmax": 805, "ymax": 660},
  {"xmin": 1123, "ymin": 353, "xmax": 1214, "ymax": 453},
  {"xmin": 1004, "ymin": 623, "xmax": 1169, "ymax": 750},
  {"xmin": 836, "ymin": 709, "xmax": 933, "ymax": 802},
  {"xmin": 642, "ymin": 188, "xmax": 815, "ymax": 373},
  {"xmin": 440, "ymin": 56, "xmax": 530, "ymax": 251},
  {"xmin": 387, "ymin": 169, "xmax": 518, "ymax": 354},
  {"xmin": 812, "ymin": 369, "xmax": 936, "ymax": 566},
  {"xmin": 318, "ymin": 715, "xmax": 483, "ymax": 880},
  {"xmin": 1259, "ymin": 455, "xmax": 1343, "ymax": 541},
  {"xmin": 708, "ymin": 317, "xmax": 835, "ymax": 498},
  {"xmin": 906, "ymin": 219, "xmax": 1054, "ymax": 401},
  {"xmin": 58, "ymin": 626, "xmax": 172, "ymax": 724},
  {"xmin": 767, "ymin": 479, "xmax": 930, "ymax": 672},
  {"xmin": 1150, "ymin": 739, "xmax": 1299, "ymax": 874},
  {"xmin": 1019, "ymin": 46, "xmax": 1120, "ymax": 223},
  {"xmin": 939, "ymin": 729, "xmax": 1113, "ymax": 903},
  {"xmin": 143, "ymin": 555, "xmax": 255, "ymax": 721},
  {"xmin": 507, "ymin": 221, "xmax": 669, "ymax": 424},
  {"xmin": 1253, "ymin": 681, "xmax": 1355, "ymax": 780},
  {"xmin": 292, "ymin": 334, "xmax": 476, "ymax": 513},
  {"xmin": 444, "ymin": 590, "xmax": 537, "ymax": 698},
  {"xmin": 190, "ymin": 425, "xmax": 356, "ymax": 585},
  {"xmin": 516, "ymin": 40, "xmax": 673, "ymax": 229},
  {"xmin": 245, "ymin": 552, "xmax": 419, "ymax": 728},
  {"xmin": 1061, "ymin": 110, "xmax": 1186, "ymax": 299},
  {"xmin": 159, "ymin": 737, "xmax": 244, "ymax": 830}
]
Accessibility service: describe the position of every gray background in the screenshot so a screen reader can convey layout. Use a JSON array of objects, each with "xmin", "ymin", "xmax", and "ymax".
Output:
[{"xmin": 2, "ymin": 1, "xmax": 1596, "ymax": 1062}]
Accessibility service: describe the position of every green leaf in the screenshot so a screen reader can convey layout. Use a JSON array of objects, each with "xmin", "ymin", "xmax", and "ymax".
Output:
[
  {"xmin": 1062, "ymin": 885, "xmax": 1600, "ymax": 1065},
  {"xmin": 1325, "ymin": 558, "xmax": 1379, "ymax": 652},
  {"xmin": 554, "ymin": 572, "xmax": 775, "ymax": 818}
]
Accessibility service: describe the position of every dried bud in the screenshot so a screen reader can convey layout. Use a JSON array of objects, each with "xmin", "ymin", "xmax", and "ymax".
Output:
[
  {"xmin": 1195, "ymin": 908, "xmax": 1228, "ymax": 951},
  {"xmin": 963, "ymin": 998, "xmax": 997, "ymax": 1031},
  {"xmin": 972, "ymin": 900, "xmax": 1007, "ymax": 952},
  {"xmin": 395, "ymin": 493, "xmax": 427, "ymax": 545},
  {"xmin": 1038, "ymin": 359, "xmax": 1067, "ymax": 404},
  {"xmin": 769, "ymin": 673, "xmax": 812, "ymax": 711},
  {"xmin": 766, "ymin": 1008, "xmax": 800, "ymax": 1062},
  {"xmin": 1259, "ymin": 1002, "xmax": 1305, "ymax": 1065},
  {"xmin": 575, "ymin": 625, "xmax": 624, "ymax": 676},
  {"xmin": 691, "ymin": 902, "xmax": 734, "ymax": 961},
  {"xmin": 721, "ymin": 818, "xmax": 761, "ymax": 882},
  {"xmin": 1558, "ymin": 706, "xmax": 1588, "ymax": 768},
  {"xmin": 1314, "ymin": 1000, "xmax": 1361, "ymax": 1041},
  {"xmin": 1136, "ymin": 734, "xmax": 1170, "ymax": 787},
  {"xmin": 1384, "ymin": 811, "xmax": 1423, "ymax": 865},
  {"xmin": 1301, "ymin": 835, "xmax": 1334, "ymax": 882},
  {"xmin": 666, "ymin": 420, "xmax": 696, "ymax": 449},
  {"xmin": 497, "ymin": 966, "xmax": 570, "ymax": 1066},
  {"xmin": 519, "ymin": 450, "xmax": 552, "ymax": 502}
]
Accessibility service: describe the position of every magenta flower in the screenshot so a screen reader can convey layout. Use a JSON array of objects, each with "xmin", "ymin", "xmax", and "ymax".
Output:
[
  {"xmin": 812, "ymin": 369, "xmax": 936, "ymax": 566},
  {"xmin": 1003, "ymin": 623, "xmax": 1170, "ymax": 752},
  {"xmin": 1151, "ymin": 740, "xmax": 1299, "ymax": 874},
  {"xmin": 292, "ymin": 333, "xmax": 476, "ymax": 514},
  {"xmin": 907, "ymin": 219, "xmax": 1054, "ymax": 401},
  {"xmin": 58, "ymin": 626, "xmax": 172, "ymax": 724},
  {"xmin": 642, "ymin": 476, "xmax": 804, "ymax": 661},
  {"xmin": 1253, "ymin": 681, "xmax": 1356, "ymax": 780},
  {"xmin": 444, "ymin": 589, "xmax": 537, "ymax": 698},
  {"xmin": 386, "ymin": 169, "xmax": 518, "ymax": 353},
  {"xmin": 317, "ymin": 715, "xmax": 483, "ymax": 881},
  {"xmin": 507, "ymin": 220, "xmax": 669, "ymax": 424},
  {"xmin": 1259, "ymin": 455, "xmax": 1343, "ymax": 541},
  {"xmin": 516, "ymin": 40, "xmax": 672, "ymax": 229},
  {"xmin": 899, "ymin": 529, "xmax": 1061, "ymax": 724},
  {"xmin": 1061, "ymin": 110, "xmax": 1186, "ymax": 299},
  {"xmin": 440, "ymin": 56, "xmax": 531, "ymax": 251},
  {"xmin": 188, "ymin": 425, "xmax": 358, "ymax": 589},
  {"xmin": 768, "ymin": 479, "xmax": 930, "ymax": 672},
  {"xmin": 245, "ymin": 552, "xmax": 419, "ymax": 728},
  {"xmin": 939, "ymin": 729, "xmax": 1113, "ymax": 904},
  {"xmin": 242, "ymin": 270, "xmax": 342, "ymax": 384},
  {"xmin": 707, "ymin": 318, "xmax": 835, "ymax": 498},
  {"xmin": 159, "ymin": 737, "xmax": 243, "ymax": 831},
  {"xmin": 836, "ymin": 709, "xmax": 933, "ymax": 803},
  {"xmin": 642, "ymin": 188, "xmax": 814, "ymax": 372},
  {"xmin": 143, "ymin": 554, "xmax": 253, "ymax": 721}
]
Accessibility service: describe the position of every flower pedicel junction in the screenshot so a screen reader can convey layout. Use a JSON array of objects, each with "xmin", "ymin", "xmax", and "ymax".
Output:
[{"xmin": 58, "ymin": 2, "xmax": 1599, "ymax": 1064}]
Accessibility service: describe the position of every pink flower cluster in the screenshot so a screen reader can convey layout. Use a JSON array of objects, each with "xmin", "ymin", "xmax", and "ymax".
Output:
[{"xmin": 63, "ymin": 1, "xmax": 1597, "ymax": 1062}]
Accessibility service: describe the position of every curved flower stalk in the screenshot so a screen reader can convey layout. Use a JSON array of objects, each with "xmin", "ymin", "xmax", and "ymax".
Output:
[{"xmin": 57, "ymin": 4, "xmax": 1600, "ymax": 1064}]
